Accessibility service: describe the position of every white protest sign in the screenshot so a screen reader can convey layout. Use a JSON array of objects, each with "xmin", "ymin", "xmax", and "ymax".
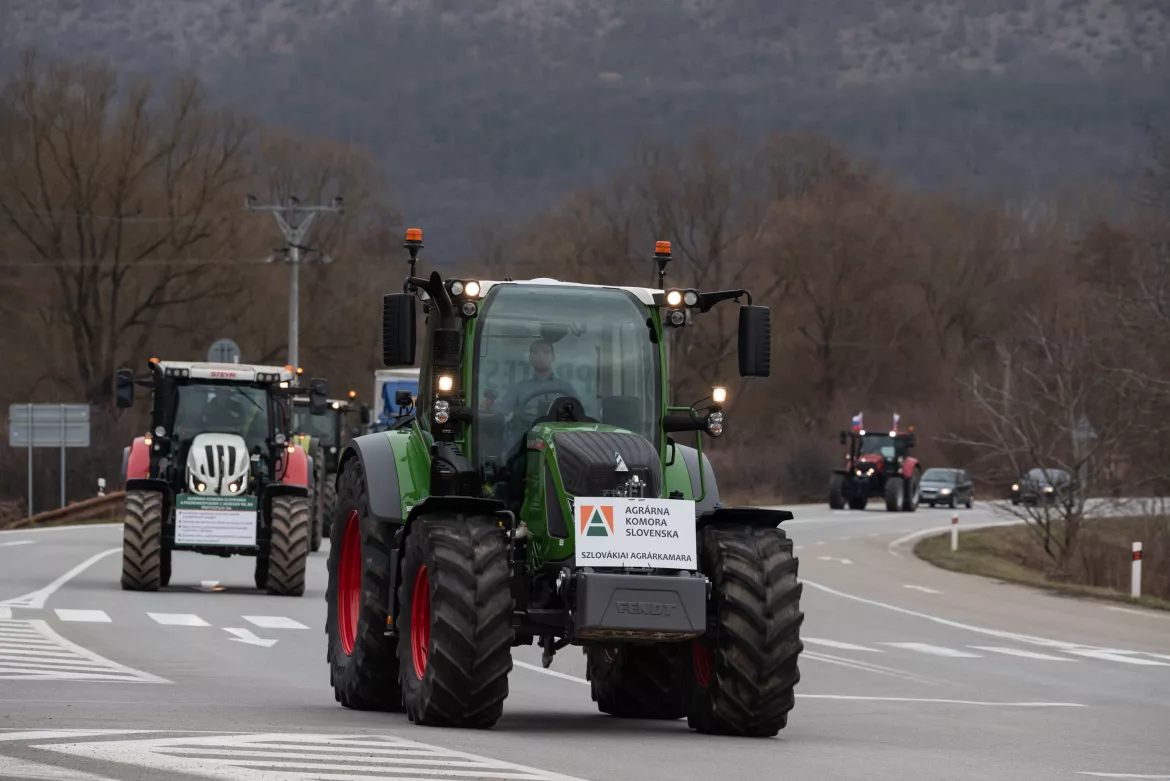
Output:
[{"xmin": 573, "ymin": 497, "xmax": 697, "ymax": 569}]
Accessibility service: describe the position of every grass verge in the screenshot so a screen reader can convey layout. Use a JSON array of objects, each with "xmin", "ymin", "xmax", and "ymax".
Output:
[{"xmin": 915, "ymin": 516, "xmax": 1170, "ymax": 611}]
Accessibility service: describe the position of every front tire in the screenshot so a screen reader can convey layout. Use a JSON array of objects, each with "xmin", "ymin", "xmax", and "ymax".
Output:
[
  {"xmin": 265, "ymin": 495, "xmax": 310, "ymax": 596},
  {"xmin": 828, "ymin": 474, "xmax": 845, "ymax": 510},
  {"xmin": 885, "ymin": 477, "xmax": 903, "ymax": 512},
  {"xmin": 901, "ymin": 469, "xmax": 921, "ymax": 512},
  {"xmin": 687, "ymin": 524, "xmax": 803, "ymax": 737},
  {"xmin": 587, "ymin": 644, "xmax": 686, "ymax": 719},
  {"xmin": 326, "ymin": 457, "xmax": 404, "ymax": 711},
  {"xmin": 121, "ymin": 490, "xmax": 164, "ymax": 591},
  {"xmin": 398, "ymin": 515, "xmax": 514, "ymax": 728}
]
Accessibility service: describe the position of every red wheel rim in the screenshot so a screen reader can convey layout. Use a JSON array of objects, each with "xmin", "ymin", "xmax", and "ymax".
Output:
[
  {"xmin": 411, "ymin": 564, "xmax": 431, "ymax": 679},
  {"xmin": 692, "ymin": 642, "xmax": 713, "ymax": 689},
  {"xmin": 338, "ymin": 510, "xmax": 362, "ymax": 656}
]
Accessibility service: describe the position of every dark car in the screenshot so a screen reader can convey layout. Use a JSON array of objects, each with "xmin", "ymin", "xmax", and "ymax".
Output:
[
  {"xmin": 919, "ymin": 468, "xmax": 974, "ymax": 508},
  {"xmin": 1011, "ymin": 467, "xmax": 1072, "ymax": 505}
]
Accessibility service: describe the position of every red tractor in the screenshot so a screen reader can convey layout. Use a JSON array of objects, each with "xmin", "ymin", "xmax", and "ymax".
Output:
[{"xmin": 828, "ymin": 420, "xmax": 921, "ymax": 512}]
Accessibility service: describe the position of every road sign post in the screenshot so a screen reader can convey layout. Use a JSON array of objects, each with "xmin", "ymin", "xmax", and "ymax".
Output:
[
  {"xmin": 1132, "ymin": 542, "xmax": 1142, "ymax": 598},
  {"xmin": 8, "ymin": 403, "xmax": 91, "ymax": 514},
  {"xmin": 208, "ymin": 338, "xmax": 242, "ymax": 364},
  {"xmin": 951, "ymin": 513, "xmax": 959, "ymax": 551}
]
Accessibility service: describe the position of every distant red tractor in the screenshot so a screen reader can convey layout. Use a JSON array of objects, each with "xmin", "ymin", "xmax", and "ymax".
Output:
[{"xmin": 829, "ymin": 421, "xmax": 921, "ymax": 512}]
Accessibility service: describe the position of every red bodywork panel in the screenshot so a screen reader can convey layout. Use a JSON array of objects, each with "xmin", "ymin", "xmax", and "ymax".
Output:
[
  {"xmin": 901, "ymin": 457, "xmax": 919, "ymax": 479},
  {"xmin": 126, "ymin": 437, "xmax": 151, "ymax": 481},
  {"xmin": 281, "ymin": 444, "xmax": 309, "ymax": 487}
]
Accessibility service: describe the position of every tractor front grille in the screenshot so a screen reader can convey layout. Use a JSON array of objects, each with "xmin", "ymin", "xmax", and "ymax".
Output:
[{"xmin": 552, "ymin": 431, "xmax": 662, "ymax": 498}]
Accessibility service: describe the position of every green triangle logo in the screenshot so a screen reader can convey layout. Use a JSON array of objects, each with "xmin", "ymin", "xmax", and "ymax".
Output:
[{"xmin": 585, "ymin": 507, "xmax": 611, "ymax": 537}]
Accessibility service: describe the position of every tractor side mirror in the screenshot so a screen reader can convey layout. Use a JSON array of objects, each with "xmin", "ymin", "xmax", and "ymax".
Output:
[
  {"xmin": 382, "ymin": 293, "xmax": 417, "ymax": 367},
  {"xmin": 394, "ymin": 389, "xmax": 414, "ymax": 408},
  {"xmin": 308, "ymin": 378, "xmax": 328, "ymax": 415},
  {"xmin": 738, "ymin": 305, "xmax": 771, "ymax": 377},
  {"xmin": 359, "ymin": 404, "xmax": 371, "ymax": 425},
  {"xmin": 115, "ymin": 369, "xmax": 135, "ymax": 408}
]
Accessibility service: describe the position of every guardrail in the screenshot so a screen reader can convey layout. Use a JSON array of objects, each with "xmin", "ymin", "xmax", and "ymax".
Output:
[{"xmin": 1, "ymin": 491, "xmax": 125, "ymax": 531}]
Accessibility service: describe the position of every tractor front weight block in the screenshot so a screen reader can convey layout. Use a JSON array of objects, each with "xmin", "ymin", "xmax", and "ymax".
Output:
[{"xmin": 572, "ymin": 571, "xmax": 707, "ymax": 642}]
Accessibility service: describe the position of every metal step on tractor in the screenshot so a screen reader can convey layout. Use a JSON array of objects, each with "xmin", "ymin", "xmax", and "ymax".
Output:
[
  {"xmin": 115, "ymin": 359, "xmax": 329, "ymax": 595},
  {"xmin": 324, "ymin": 230, "xmax": 804, "ymax": 737},
  {"xmin": 292, "ymin": 385, "xmax": 371, "ymax": 551},
  {"xmin": 828, "ymin": 414, "xmax": 922, "ymax": 512}
]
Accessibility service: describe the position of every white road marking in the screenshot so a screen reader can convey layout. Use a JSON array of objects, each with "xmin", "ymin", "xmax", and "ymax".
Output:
[
  {"xmin": 814, "ymin": 540, "xmax": 826, "ymax": 546},
  {"xmin": 886, "ymin": 519, "xmax": 1019, "ymax": 556},
  {"xmin": 903, "ymin": 584, "xmax": 941, "ymax": 594},
  {"xmin": 1078, "ymin": 774, "xmax": 1170, "ymax": 779},
  {"xmin": 799, "ymin": 695, "xmax": 1084, "ymax": 707},
  {"xmin": 0, "ymin": 540, "xmax": 36, "ymax": 547},
  {"xmin": 0, "ymin": 608, "xmax": 9, "ymax": 620},
  {"xmin": 241, "ymin": 615, "xmax": 308, "ymax": 630},
  {"xmin": 970, "ymin": 646, "xmax": 1078, "ymax": 661},
  {"xmin": 0, "ymin": 730, "xmax": 153, "ymax": 742},
  {"xmin": 802, "ymin": 637, "xmax": 882, "ymax": 652},
  {"xmin": 0, "ymin": 548, "xmax": 121, "ymax": 610},
  {"xmin": 881, "ymin": 642, "xmax": 982, "ymax": 658},
  {"xmin": 37, "ymin": 732, "xmax": 589, "ymax": 781},
  {"xmin": 778, "ymin": 651, "xmax": 947, "ymax": 685},
  {"xmin": 1064, "ymin": 649, "xmax": 1170, "ymax": 666},
  {"xmin": 0, "ymin": 523, "xmax": 121, "ymax": 537},
  {"xmin": 55, "ymin": 610, "xmax": 111, "ymax": 623},
  {"xmin": 1105, "ymin": 606, "xmax": 1170, "ymax": 621},
  {"xmin": 0, "ymin": 619, "xmax": 167, "ymax": 683},
  {"xmin": 223, "ymin": 628, "xmax": 278, "ymax": 648},
  {"xmin": 513, "ymin": 659, "xmax": 589, "ymax": 684},
  {"xmin": 147, "ymin": 613, "xmax": 209, "ymax": 627},
  {"xmin": 805, "ymin": 579, "xmax": 1170, "ymax": 665},
  {"xmin": 0, "ymin": 753, "xmax": 121, "ymax": 780},
  {"xmin": 817, "ymin": 556, "xmax": 853, "ymax": 564}
]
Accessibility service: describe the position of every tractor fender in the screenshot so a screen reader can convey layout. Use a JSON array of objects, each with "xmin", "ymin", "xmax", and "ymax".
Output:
[
  {"xmin": 125, "ymin": 437, "xmax": 151, "ymax": 484},
  {"xmin": 337, "ymin": 433, "xmax": 403, "ymax": 524},
  {"xmin": 125, "ymin": 477, "xmax": 172, "ymax": 497},
  {"xmin": 901, "ymin": 457, "xmax": 920, "ymax": 479},
  {"xmin": 676, "ymin": 443, "xmax": 720, "ymax": 515},
  {"xmin": 280, "ymin": 444, "xmax": 310, "ymax": 487},
  {"xmin": 121, "ymin": 445, "xmax": 130, "ymax": 485},
  {"xmin": 696, "ymin": 506, "xmax": 794, "ymax": 532}
]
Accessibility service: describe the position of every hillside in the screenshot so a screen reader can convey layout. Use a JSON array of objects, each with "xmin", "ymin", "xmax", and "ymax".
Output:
[{"xmin": 3, "ymin": 0, "xmax": 1168, "ymax": 253}]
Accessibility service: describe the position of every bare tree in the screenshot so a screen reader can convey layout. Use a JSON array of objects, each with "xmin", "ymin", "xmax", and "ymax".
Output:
[{"xmin": 0, "ymin": 49, "xmax": 252, "ymax": 403}]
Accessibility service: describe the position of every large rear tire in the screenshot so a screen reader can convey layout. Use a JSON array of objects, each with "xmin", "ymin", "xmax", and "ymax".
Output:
[
  {"xmin": 265, "ymin": 495, "xmax": 310, "ymax": 596},
  {"xmin": 323, "ymin": 475, "xmax": 338, "ymax": 533},
  {"xmin": 326, "ymin": 457, "xmax": 404, "ymax": 711},
  {"xmin": 398, "ymin": 515, "xmax": 514, "ymax": 728},
  {"xmin": 121, "ymin": 490, "xmax": 164, "ymax": 591},
  {"xmin": 901, "ymin": 468, "xmax": 921, "ymax": 512},
  {"xmin": 587, "ymin": 644, "xmax": 686, "ymax": 719},
  {"xmin": 309, "ymin": 442, "xmax": 326, "ymax": 552},
  {"xmin": 687, "ymin": 524, "xmax": 803, "ymax": 737},
  {"xmin": 828, "ymin": 474, "xmax": 845, "ymax": 510}
]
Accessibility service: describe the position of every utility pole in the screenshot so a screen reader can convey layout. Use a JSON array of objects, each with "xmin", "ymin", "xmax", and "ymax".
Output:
[{"xmin": 245, "ymin": 194, "xmax": 344, "ymax": 368}]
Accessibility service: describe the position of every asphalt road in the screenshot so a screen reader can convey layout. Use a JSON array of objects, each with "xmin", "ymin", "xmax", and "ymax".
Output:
[{"xmin": 0, "ymin": 500, "xmax": 1167, "ymax": 781}]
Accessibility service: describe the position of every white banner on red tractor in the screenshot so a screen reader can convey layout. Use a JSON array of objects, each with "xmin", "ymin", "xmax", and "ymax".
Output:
[
  {"xmin": 175, "ymin": 494, "xmax": 258, "ymax": 546},
  {"xmin": 573, "ymin": 497, "xmax": 697, "ymax": 569}
]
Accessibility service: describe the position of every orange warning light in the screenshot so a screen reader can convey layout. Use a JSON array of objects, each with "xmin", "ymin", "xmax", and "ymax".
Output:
[
  {"xmin": 284, "ymin": 365, "xmax": 293, "ymax": 372},
  {"xmin": 405, "ymin": 228, "xmax": 423, "ymax": 242},
  {"xmin": 655, "ymin": 240, "xmax": 671, "ymax": 255},
  {"xmin": 296, "ymin": 366, "xmax": 303, "ymax": 375},
  {"xmin": 348, "ymin": 389, "xmax": 357, "ymax": 399}
]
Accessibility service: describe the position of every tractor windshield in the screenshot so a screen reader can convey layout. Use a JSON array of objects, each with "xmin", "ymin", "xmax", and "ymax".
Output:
[
  {"xmin": 473, "ymin": 283, "xmax": 660, "ymax": 460},
  {"xmin": 293, "ymin": 404, "xmax": 340, "ymax": 446},
  {"xmin": 172, "ymin": 383, "xmax": 273, "ymax": 453},
  {"xmin": 859, "ymin": 434, "xmax": 897, "ymax": 459}
]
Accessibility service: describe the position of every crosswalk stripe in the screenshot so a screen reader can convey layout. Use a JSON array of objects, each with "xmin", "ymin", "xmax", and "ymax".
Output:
[
  {"xmin": 55, "ymin": 609, "xmax": 112, "ymax": 623},
  {"xmin": 1065, "ymin": 649, "xmax": 1170, "ymax": 666},
  {"xmin": 241, "ymin": 616, "xmax": 308, "ymax": 630},
  {"xmin": 0, "ymin": 619, "xmax": 167, "ymax": 683},
  {"xmin": 970, "ymin": 646, "xmax": 1078, "ymax": 661},
  {"xmin": 881, "ymin": 642, "xmax": 982, "ymax": 658},
  {"xmin": 0, "ymin": 607, "xmax": 10, "ymax": 619},
  {"xmin": 147, "ymin": 613, "xmax": 209, "ymax": 627},
  {"xmin": 802, "ymin": 637, "xmax": 882, "ymax": 652}
]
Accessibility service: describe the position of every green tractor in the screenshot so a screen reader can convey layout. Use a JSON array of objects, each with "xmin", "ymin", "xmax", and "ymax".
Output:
[
  {"xmin": 325, "ymin": 230, "xmax": 804, "ymax": 737},
  {"xmin": 292, "ymin": 389, "xmax": 371, "ymax": 551}
]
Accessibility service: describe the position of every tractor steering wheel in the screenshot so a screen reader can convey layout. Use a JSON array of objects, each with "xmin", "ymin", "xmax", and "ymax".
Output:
[{"xmin": 505, "ymin": 382, "xmax": 580, "ymax": 440}]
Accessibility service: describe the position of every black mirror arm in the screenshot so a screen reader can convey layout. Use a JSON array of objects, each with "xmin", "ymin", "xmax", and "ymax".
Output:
[{"xmin": 698, "ymin": 289, "xmax": 752, "ymax": 314}]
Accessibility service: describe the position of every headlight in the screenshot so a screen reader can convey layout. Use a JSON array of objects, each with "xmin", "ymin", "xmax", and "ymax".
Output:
[
  {"xmin": 940, "ymin": 488, "xmax": 951, "ymax": 495},
  {"xmin": 1045, "ymin": 486, "xmax": 1054, "ymax": 493},
  {"xmin": 706, "ymin": 411, "xmax": 723, "ymax": 436},
  {"xmin": 450, "ymin": 280, "xmax": 464, "ymax": 295},
  {"xmin": 464, "ymin": 280, "xmax": 481, "ymax": 298},
  {"xmin": 666, "ymin": 289, "xmax": 683, "ymax": 306},
  {"xmin": 855, "ymin": 469, "xmax": 863, "ymax": 477},
  {"xmin": 196, "ymin": 481, "xmax": 206, "ymax": 492},
  {"xmin": 228, "ymin": 481, "xmax": 240, "ymax": 493},
  {"xmin": 437, "ymin": 375, "xmax": 454, "ymax": 392},
  {"xmin": 866, "ymin": 467, "xmax": 875, "ymax": 476},
  {"xmin": 1011, "ymin": 483, "xmax": 1019, "ymax": 491},
  {"xmin": 154, "ymin": 426, "xmax": 166, "ymax": 437},
  {"xmin": 434, "ymin": 399, "xmax": 450, "ymax": 424},
  {"xmin": 667, "ymin": 309, "xmax": 685, "ymax": 326},
  {"xmin": 275, "ymin": 433, "xmax": 286, "ymax": 444},
  {"xmin": 712, "ymin": 386, "xmax": 727, "ymax": 405},
  {"xmin": 683, "ymin": 290, "xmax": 699, "ymax": 306}
]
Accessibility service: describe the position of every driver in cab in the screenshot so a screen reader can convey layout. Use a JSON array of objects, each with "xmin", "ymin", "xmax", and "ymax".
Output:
[{"xmin": 487, "ymin": 339, "xmax": 575, "ymax": 418}]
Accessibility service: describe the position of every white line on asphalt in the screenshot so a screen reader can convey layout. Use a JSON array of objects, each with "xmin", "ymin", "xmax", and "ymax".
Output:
[
  {"xmin": 798, "ymin": 695, "xmax": 1085, "ymax": 707},
  {"xmin": 795, "ymin": 651, "xmax": 945, "ymax": 685},
  {"xmin": 0, "ymin": 608, "xmax": 9, "ymax": 620},
  {"xmin": 814, "ymin": 540, "xmax": 825, "ymax": 547},
  {"xmin": 513, "ymin": 660, "xmax": 589, "ymax": 684},
  {"xmin": 1063, "ymin": 649, "xmax": 1169, "ymax": 666},
  {"xmin": 0, "ymin": 540, "xmax": 36, "ymax": 547},
  {"xmin": 802, "ymin": 637, "xmax": 883, "ymax": 652},
  {"xmin": 0, "ymin": 730, "xmax": 154, "ymax": 742},
  {"xmin": 242, "ymin": 616, "xmax": 308, "ymax": 630},
  {"xmin": 1078, "ymin": 774, "xmax": 1170, "ymax": 779},
  {"xmin": 223, "ymin": 628, "xmax": 278, "ymax": 647},
  {"xmin": 969, "ymin": 646, "xmax": 1078, "ymax": 661},
  {"xmin": 0, "ymin": 548, "xmax": 121, "ymax": 609},
  {"xmin": 0, "ymin": 620, "xmax": 168, "ymax": 683},
  {"xmin": 0, "ymin": 523, "xmax": 121, "ymax": 537},
  {"xmin": 1105, "ymin": 606, "xmax": 1170, "ymax": 621},
  {"xmin": 794, "ymin": 545, "xmax": 803, "ymax": 551},
  {"xmin": 804, "ymin": 579, "xmax": 1167, "ymax": 662},
  {"xmin": 147, "ymin": 613, "xmax": 209, "ymax": 627},
  {"xmin": 55, "ymin": 609, "xmax": 111, "ymax": 623},
  {"xmin": 0, "ymin": 753, "xmax": 122, "ymax": 780},
  {"xmin": 881, "ymin": 642, "xmax": 982, "ymax": 658},
  {"xmin": 886, "ymin": 519, "xmax": 1020, "ymax": 556},
  {"xmin": 817, "ymin": 556, "xmax": 853, "ymax": 564},
  {"xmin": 903, "ymin": 585, "xmax": 941, "ymax": 594}
]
